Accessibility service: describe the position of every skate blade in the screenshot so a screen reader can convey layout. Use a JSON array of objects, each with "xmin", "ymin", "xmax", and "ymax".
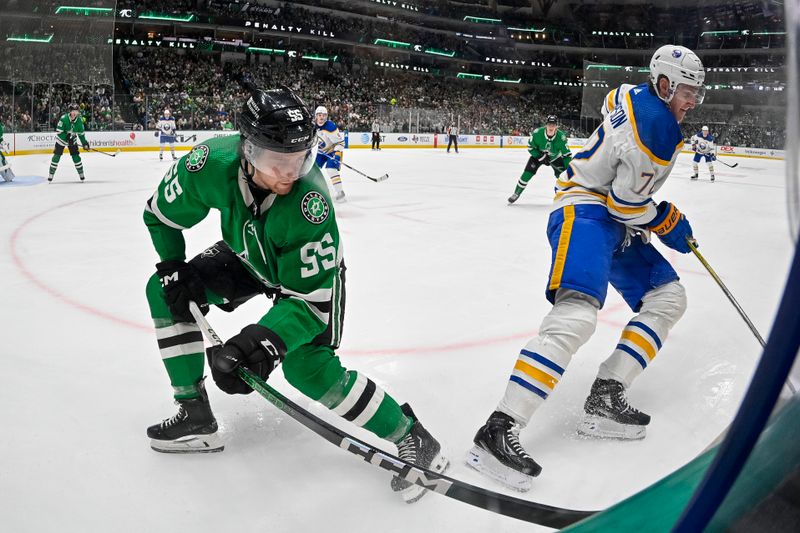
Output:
[
  {"xmin": 465, "ymin": 446, "xmax": 534, "ymax": 492},
  {"xmin": 577, "ymin": 415, "xmax": 646, "ymax": 440},
  {"xmin": 150, "ymin": 432, "xmax": 224, "ymax": 454},
  {"xmin": 400, "ymin": 453, "xmax": 450, "ymax": 504}
]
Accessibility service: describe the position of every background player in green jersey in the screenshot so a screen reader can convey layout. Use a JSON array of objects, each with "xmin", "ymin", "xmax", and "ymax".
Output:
[
  {"xmin": 0, "ymin": 120, "xmax": 14, "ymax": 182},
  {"xmin": 48, "ymin": 103, "xmax": 89, "ymax": 182},
  {"xmin": 143, "ymin": 85, "xmax": 448, "ymax": 502},
  {"xmin": 508, "ymin": 115, "xmax": 572, "ymax": 204}
]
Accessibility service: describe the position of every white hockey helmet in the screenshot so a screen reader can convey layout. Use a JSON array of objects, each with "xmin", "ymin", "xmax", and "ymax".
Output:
[
  {"xmin": 702, "ymin": 125, "xmax": 709, "ymax": 131},
  {"xmin": 315, "ymin": 106, "xmax": 328, "ymax": 116},
  {"xmin": 649, "ymin": 45, "xmax": 705, "ymax": 104}
]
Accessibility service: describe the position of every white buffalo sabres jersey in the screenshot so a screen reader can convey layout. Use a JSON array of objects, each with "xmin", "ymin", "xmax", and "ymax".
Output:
[
  {"xmin": 157, "ymin": 116, "xmax": 177, "ymax": 138},
  {"xmin": 691, "ymin": 132, "xmax": 715, "ymax": 154},
  {"xmin": 316, "ymin": 120, "xmax": 343, "ymax": 154},
  {"xmin": 555, "ymin": 82, "xmax": 685, "ymax": 227}
]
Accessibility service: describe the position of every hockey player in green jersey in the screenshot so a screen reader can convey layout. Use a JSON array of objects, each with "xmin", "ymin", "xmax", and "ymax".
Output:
[
  {"xmin": 508, "ymin": 116, "xmax": 572, "ymax": 204},
  {"xmin": 143, "ymin": 85, "xmax": 448, "ymax": 502},
  {"xmin": 0, "ymin": 120, "xmax": 14, "ymax": 182},
  {"xmin": 48, "ymin": 103, "xmax": 89, "ymax": 182}
]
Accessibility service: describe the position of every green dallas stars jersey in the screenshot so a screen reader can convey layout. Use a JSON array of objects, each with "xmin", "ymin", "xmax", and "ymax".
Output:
[
  {"xmin": 528, "ymin": 127, "xmax": 572, "ymax": 166},
  {"xmin": 55, "ymin": 113, "xmax": 88, "ymax": 146},
  {"xmin": 144, "ymin": 134, "xmax": 344, "ymax": 352}
]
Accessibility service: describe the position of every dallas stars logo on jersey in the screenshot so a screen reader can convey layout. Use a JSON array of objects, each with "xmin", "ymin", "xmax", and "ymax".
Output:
[
  {"xmin": 302, "ymin": 191, "xmax": 329, "ymax": 224},
  {"xmin": 186, "ymin": 145, "xmax": 209, "ymax": 172}
]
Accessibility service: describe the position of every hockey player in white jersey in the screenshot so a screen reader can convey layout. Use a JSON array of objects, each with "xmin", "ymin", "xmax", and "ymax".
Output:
[
  {"xmin": 314, "ymin": 106, "xmax": 346, "ymax": 202},
  {"xmin": 156, "ymin": 109, "xmax": 177, "ymax": 161},
  {"xmin": 467, "ymin": 45, "xmax": 704, "ymax": 491},
  {"xmin": 690, "ymin": 125, "xmax": 716, "ymax": 181}
]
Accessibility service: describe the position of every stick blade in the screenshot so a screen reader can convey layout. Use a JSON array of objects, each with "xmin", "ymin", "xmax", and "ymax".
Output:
[{"xmin": 375, "ymin": 173, "xmax": 389, "ymax": 182}]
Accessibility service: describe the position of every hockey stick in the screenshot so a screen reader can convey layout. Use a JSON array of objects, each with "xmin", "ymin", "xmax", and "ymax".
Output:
[
  {"xmin": 87, "ymin": 147, "xmax": 120, "ymax": 158},
  {"xmin": 713, "ymin": 148, "xmax": 738, "ymax": 168},
  {"xmin": 187, "ymin": 302, "xmax": 596, "ymax": 528},
  {"xmin": 686, "ymin": 239, "xmax": 796, "ymax": 394},
  {"xmin": 715, "ymin": 157, "xmax": 738, "ymax": 169},
  {"xmin": 317, "ymin": 140, "xmax": 389, "ymax": 183}
]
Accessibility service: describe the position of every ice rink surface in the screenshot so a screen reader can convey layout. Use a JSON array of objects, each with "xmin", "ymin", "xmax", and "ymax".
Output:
[{"xmin": 0, "ymin": 147, "xmax": 794, "ymax": 532}]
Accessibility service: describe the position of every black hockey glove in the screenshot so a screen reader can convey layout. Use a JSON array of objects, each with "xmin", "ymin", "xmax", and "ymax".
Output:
[
  {"xmin": 207, "ymin": 324, "xmax": 287, "ymax": 395},
  {"xmin": 156, "ymin": 260, "xmax": 208, "ymax": 323},
  {"xmin": 82, "ymin": 141, "xmax": 90, "ymax": 150}
]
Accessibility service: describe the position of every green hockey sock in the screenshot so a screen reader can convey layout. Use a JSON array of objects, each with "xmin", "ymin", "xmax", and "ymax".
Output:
[
  {"xmin": 162, "ymin": 353, "xmax": 205, "ymax": 399},
  {"xmin": 322, "ymin": 370, "xmax": 412, "ymax": 442},
  {"xmin": 515, "ymin": 171, "xmax": 534, "ymax": 195}
]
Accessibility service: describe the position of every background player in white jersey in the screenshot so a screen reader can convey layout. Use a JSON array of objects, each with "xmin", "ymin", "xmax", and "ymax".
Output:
[
  {"xmin": 467, "ymin": 45, "xmax": 705, "ymax": 491},
  {"xmin": 691, "ymin": 125, "xmax": 716, "ymax": 181},
  {"xmin": 156, "ymin": 109, "xmax": 177, "ymax": 161},
  {"xmin": 314, "ymin": 106, "xmax": 346, "ymax": 202}
]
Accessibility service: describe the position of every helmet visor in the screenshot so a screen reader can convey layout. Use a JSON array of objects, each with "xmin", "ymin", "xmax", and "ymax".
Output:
[
  {"xmin": 242, "ymin": 138, "xmax": 318, "ymax": 180},
  {"xmin": 674, "ymin": 83, "xmax": 706, "ymax": 105}
]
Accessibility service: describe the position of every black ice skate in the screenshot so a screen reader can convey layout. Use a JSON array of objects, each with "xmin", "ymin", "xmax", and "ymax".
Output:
[
  {"xmin": 508, "ymin": 193, "xmax": 520, "ymax": 204},
  {"xmin": 577, "ymin": 378, "xmax": 650, "ymax": 440},
  {"xmin": 147, "ymin": 378, "xmax": 223, "ymax": 453},
  {"xmin": 333, "ymin": 190, "xmax": 346, "ymax": 203},
  {"xmin": 690, "ymin": 173, "xmax": 698, "ymax": 180},
  {"xmin": 466, "ymin": 411, "xmax": 541, "ymax": 492},
  {"xmin": 390, "ymin": 403, "xmax": 449, "ymax": 503}
]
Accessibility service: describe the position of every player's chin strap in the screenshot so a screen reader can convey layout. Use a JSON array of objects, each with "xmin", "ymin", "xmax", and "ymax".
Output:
[{"xmin": 686, "ymin": 238, "xmax": 796, "ymax": 395}]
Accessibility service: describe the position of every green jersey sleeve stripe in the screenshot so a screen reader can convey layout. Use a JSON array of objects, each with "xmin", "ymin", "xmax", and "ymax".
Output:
[
  {"xmin": 145, "ymin": 191, "xmax": 188, "ymax": 230},
  {"xmin": 286, "ymin": 296, "xmax": 329, "ymax": 324},
  {"xmin": 279, "ymin": 286, "xmax": 333, "ymax": 303}
]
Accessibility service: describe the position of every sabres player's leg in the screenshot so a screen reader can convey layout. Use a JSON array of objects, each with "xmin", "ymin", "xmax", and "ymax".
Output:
[
  {"xmin": 579, "ymin": 239, "xmax": 686, "ymax": 439},
  {"xmin": 326, "ymin": 152, "xmax": 346, "ymax": 202},
  {"xmin": 707, "ymin": 154, "xmax": 715, "ymax": 182},
  {"xmin": 468, "ymin": 204, "xmax": 622, "ymax": 490},
  {"xmin": 282, "ymin": 344, "xmax": 448, "ymax": 502},
  {"xmin": 691, "ymin": 151, "xmax": 701, "ymax": 180},
  {"xmin": 508, "ymin": 155, "xmax": 543, "ymax": 204}
]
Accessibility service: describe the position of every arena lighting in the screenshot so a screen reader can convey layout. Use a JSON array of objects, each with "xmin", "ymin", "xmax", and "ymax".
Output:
[
  {"xmin": 373, "ymin": 38, "xmax": 411, "ymax": 49},
  {"xmin": 425, "ymin": 48, "xmax": 455, "ymax": 57},
  {"xmin": 248, "ymin": 47, "xmax": 286, "ymax": 55},
  {"xmin": 303, "ymin": 54, "xmax": 337, "ymax": 62},
  {"xmin": 698, "ymin": 29, "xmax": 784, "ymax": 37},
  {"xmin": 752, "ymin": 31, "xmax": 786, "ymax": 35},
  {"xmin": 138, "ymin": 12, "xmax": 196, "ymax": 22},
  {"xmin": 507, "ymin": 27, "xmax": 546, "ymax": 32},
  {"xmin": 6, "ymin": 34, "xmax": 54, "ymax": 43},
  {"xmin": 700, "ymin": 30, "xmax": 739, "ymax": 36},
  {"xmin": 54, "ymin": 6, "xmax": 113, "ymax": 15},
  {"xmin": 494, "ymin": 78, "xmax": 522, "ymax": 84},
  {"xmin": 586, "ymin": 64, "xmax": 622, "ymax": 70},
  {"xmin": 464, "ymin": 16, "xmax": 502, "ymax": 24},
  {"xmin": 456, "ymin": 72, "xmax": 484, "ymax": 79}
]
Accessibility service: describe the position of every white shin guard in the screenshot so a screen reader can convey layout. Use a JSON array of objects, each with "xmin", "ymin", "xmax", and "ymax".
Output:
[
  {"xmin": 598, "ymin": 281, "xmax": 687, "ymax": 387},
  {"xmin": 498, "ymin": 290, "xmax": 599, "ymax": 426}
]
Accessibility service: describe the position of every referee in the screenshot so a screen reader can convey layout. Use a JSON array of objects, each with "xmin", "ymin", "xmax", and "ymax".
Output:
[
  {"xmin": 371, "ymin": 120, "xmax": 381, "ymax": 150},
  {"xmin": 446, "ymin": 124, "xmax": 459, "ymax": 153}
]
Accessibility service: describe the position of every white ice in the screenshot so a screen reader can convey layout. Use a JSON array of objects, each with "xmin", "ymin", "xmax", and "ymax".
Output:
[{"xmin": 0, "ymin": 147, "xmax": 793, "ymax": 532}]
